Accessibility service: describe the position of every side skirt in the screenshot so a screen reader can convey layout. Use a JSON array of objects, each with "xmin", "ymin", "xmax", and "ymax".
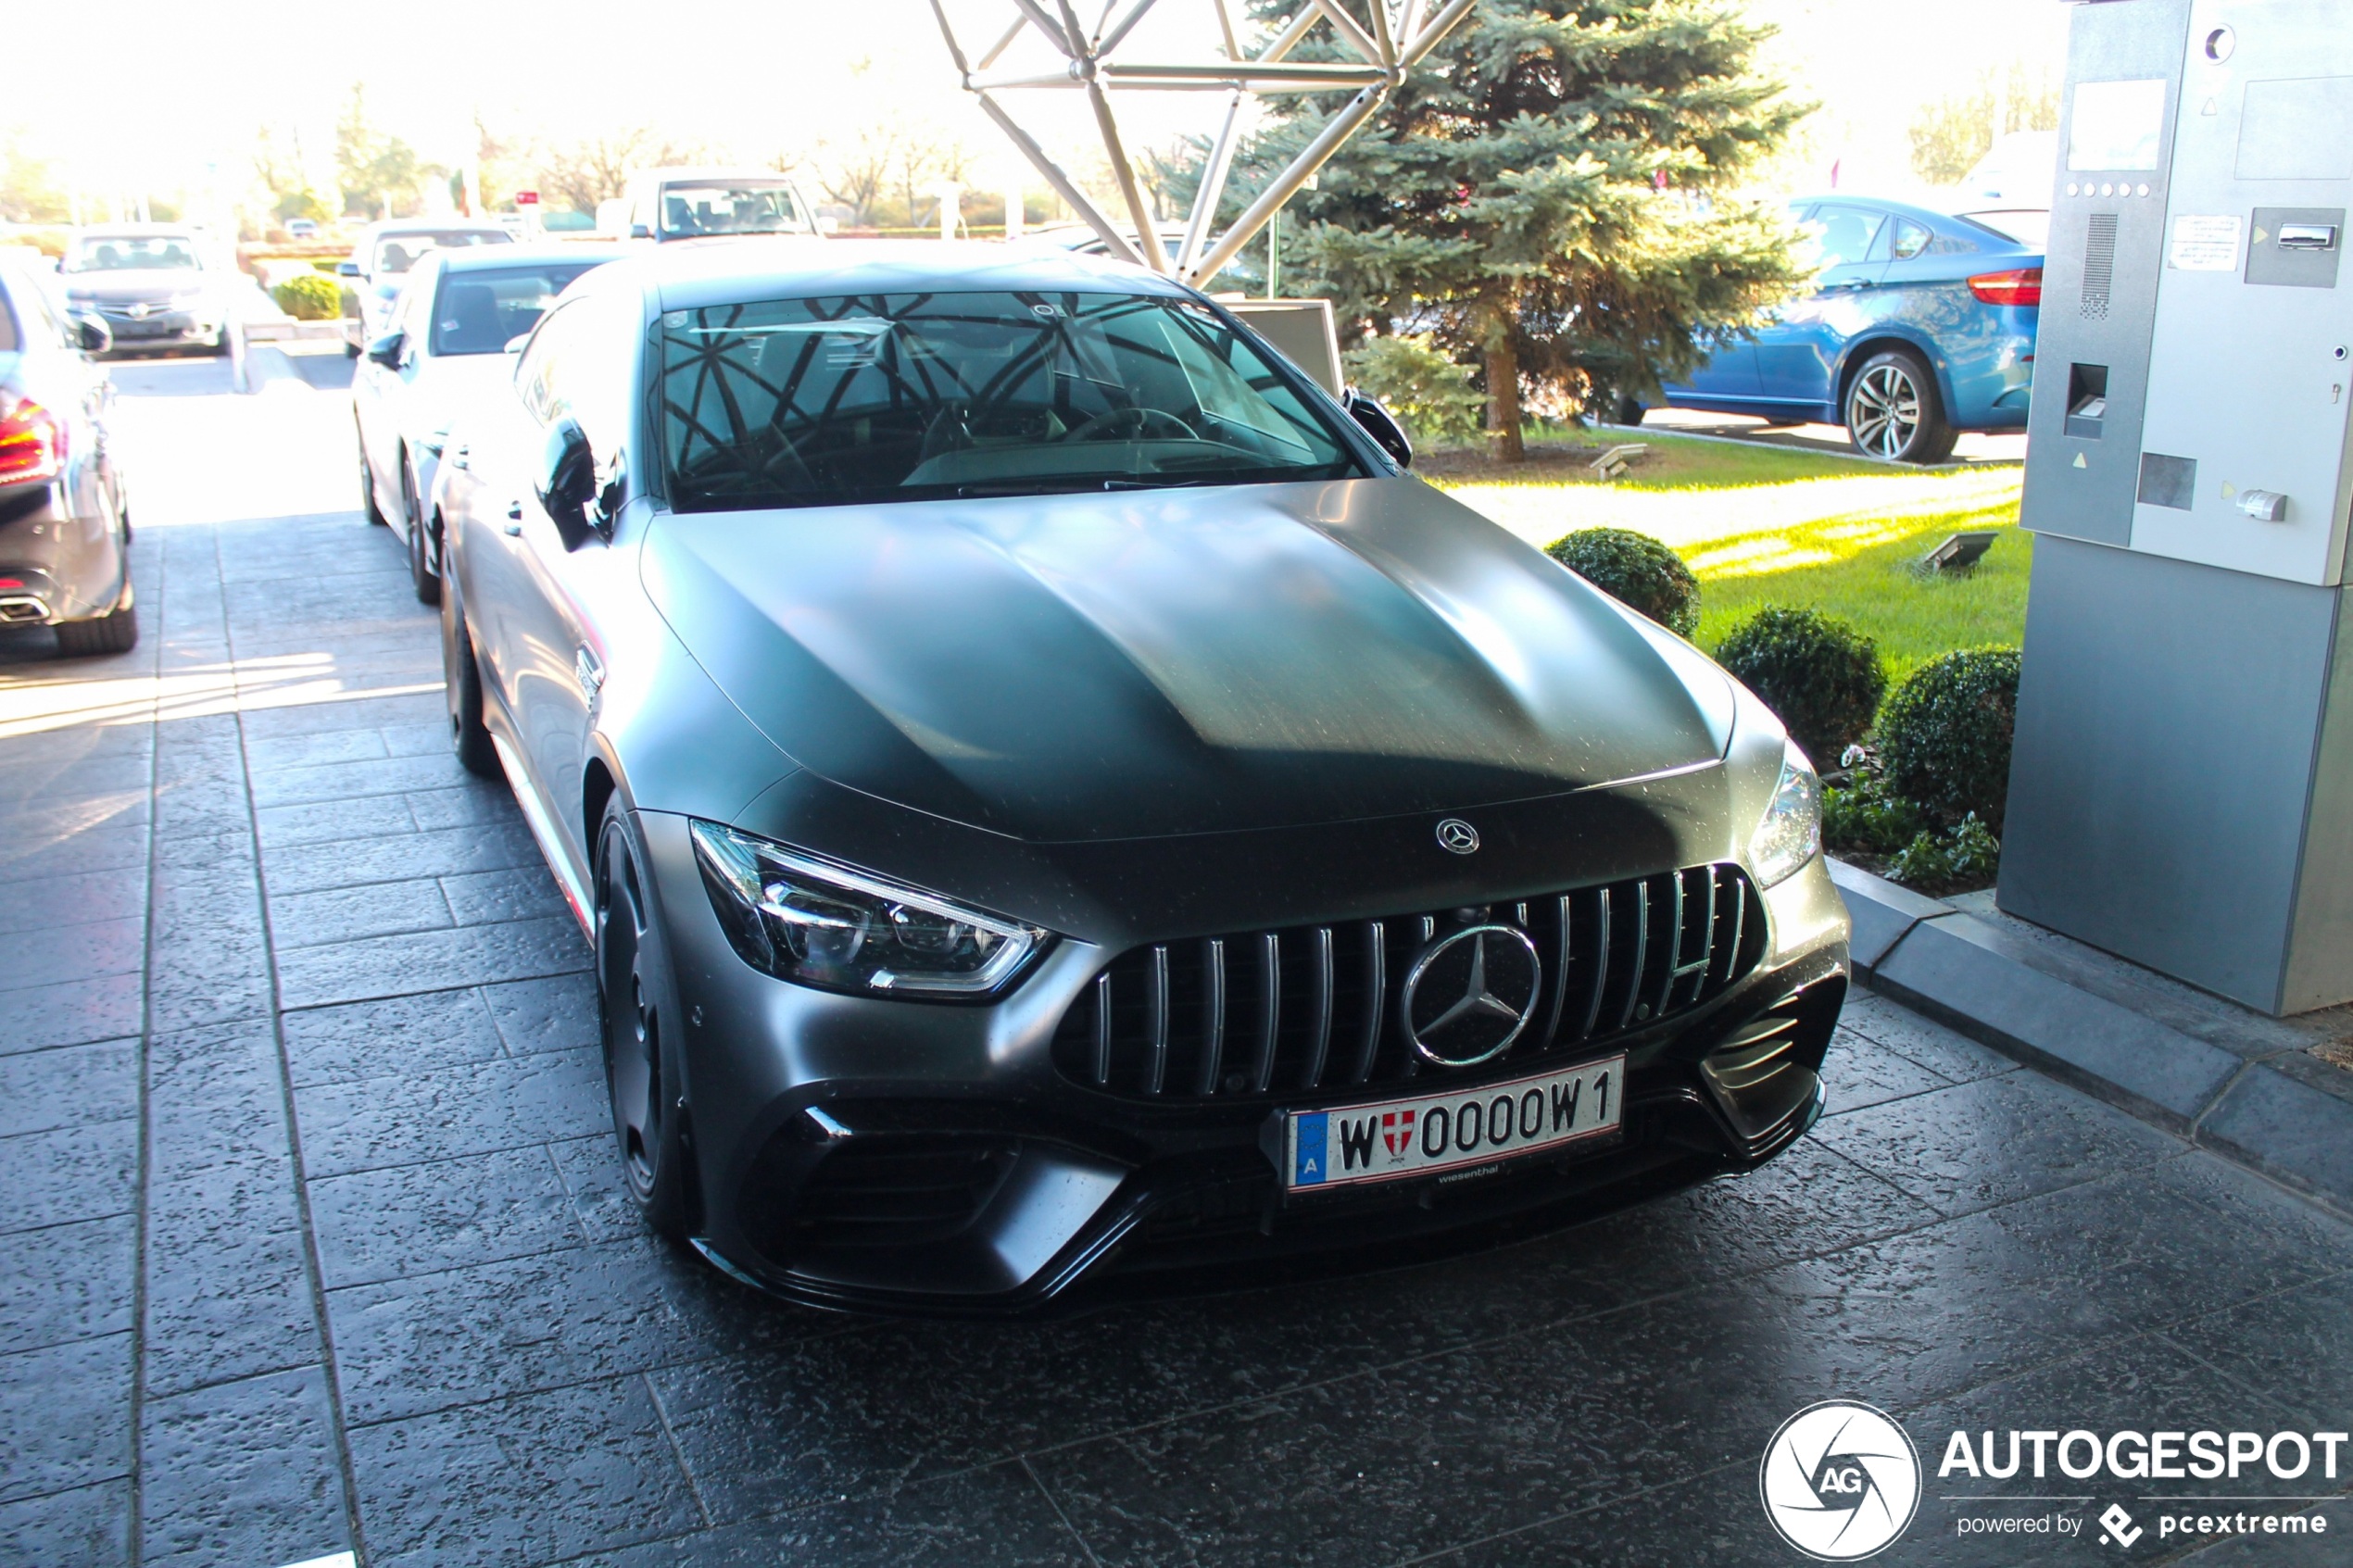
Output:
[{"xmin": 490, "ymin": 731, "xmax": 593, "ymax": 935}]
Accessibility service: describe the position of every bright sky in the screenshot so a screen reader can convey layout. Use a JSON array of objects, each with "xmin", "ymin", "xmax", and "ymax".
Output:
[{"xmin": 14, "ymin": 0, "xmax": 2071, "ymax": 210}]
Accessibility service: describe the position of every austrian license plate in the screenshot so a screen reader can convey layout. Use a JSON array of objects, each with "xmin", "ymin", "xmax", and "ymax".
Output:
[{"xmin": 1283, "ymin": 1056, "xmax": 1625, "ymax": 1193}]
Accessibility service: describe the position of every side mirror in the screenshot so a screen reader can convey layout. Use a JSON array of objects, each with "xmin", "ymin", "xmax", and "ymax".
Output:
[
  {"xmin": 503, "ymin": 333, "xmax": 530, "ymax": 356},
  {"xmin": 70, "ymin": 311, "xmax": 112, "ymax": 356},
  {"xmin": 1343, "ymin": 390, "xmax": 1413, "ymax": 469},
  {"xmin": 365, "ymin": 331, "xmax": 405, "ymax": 369},
  {"xmin": 336, "ymin": 261, "xmax": 362, "ymax": 278},
  {"xmin": 629, "ymin": 224, "xmax": 652, "ymax": 240},
  {"xmin": 535, "ymin": 417, "xmax": 599, "ymax": 551}
]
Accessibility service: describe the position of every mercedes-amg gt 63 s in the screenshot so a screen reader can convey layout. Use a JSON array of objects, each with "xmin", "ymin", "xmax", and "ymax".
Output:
[{"xmin": 432, "ymin": 241, "xmax": 1850, "ymax": 1315}]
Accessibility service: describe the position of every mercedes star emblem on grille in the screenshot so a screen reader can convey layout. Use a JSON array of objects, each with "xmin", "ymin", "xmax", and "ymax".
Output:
[
  {"xmin": 1400, "ymin": 923, "xmax": 1542, "ymax": 1067},
  {"xmin": 1435, "ymin": 818, "xmax": 1479, "ymax": 854}
]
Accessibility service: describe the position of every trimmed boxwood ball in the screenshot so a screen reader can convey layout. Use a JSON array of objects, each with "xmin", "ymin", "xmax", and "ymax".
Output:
[
  {"xmin": 1545, "ymin": 528, "xmax": 1700, "ymax": 637},
  {"xmin": 1713, "ymin": 607, "xmax": 1886, "ymax": 769},
  {"xmin": 1879, "ymin": 646, "xmax": 2022, "ymax": 831},
  {"xmin": 272, "ymin": 273, "xmax": 341, "ymax": 321}
]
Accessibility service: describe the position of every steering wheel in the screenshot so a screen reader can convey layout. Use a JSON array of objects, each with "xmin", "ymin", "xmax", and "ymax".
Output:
[{"xmin": 1061, "ymin": 406, "xmax": 1199, "ymax": 444}]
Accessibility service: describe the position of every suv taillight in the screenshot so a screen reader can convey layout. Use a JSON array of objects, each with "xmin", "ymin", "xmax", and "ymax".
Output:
[
  {"xmin": 0, "ymin": 395, "xmax": 66, "ymax": 486},
  {"xmin": 1968, "ymin": 267, "xmax": 2043, "ymax": 307}
]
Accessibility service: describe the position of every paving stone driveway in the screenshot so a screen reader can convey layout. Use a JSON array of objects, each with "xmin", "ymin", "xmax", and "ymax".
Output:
[{"xmin": 2, "ymin": 365, "xmax": 2349, "ymax": 1567}]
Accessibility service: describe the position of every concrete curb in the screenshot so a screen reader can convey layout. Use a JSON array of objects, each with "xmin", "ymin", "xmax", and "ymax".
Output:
[{"xmin": 1831, "ymin": 859, "xmax": 2353, "ymax": 1215}]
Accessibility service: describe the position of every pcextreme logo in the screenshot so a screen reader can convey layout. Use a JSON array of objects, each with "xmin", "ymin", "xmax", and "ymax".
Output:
[{"xmin": 1760, "ymin": 1400, "xmax": 1923, "ymax": 1560}]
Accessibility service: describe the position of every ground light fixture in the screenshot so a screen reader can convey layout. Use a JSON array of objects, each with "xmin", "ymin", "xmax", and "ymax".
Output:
[{"xmin": 1919, "ymin": 530, "xmax": 2000, "ymax": 576}]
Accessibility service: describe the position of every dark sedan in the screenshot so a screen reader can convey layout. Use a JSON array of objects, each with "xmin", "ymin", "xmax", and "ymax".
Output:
[
  {"xmin": 0, "ymin": 259, "xmax": 136, "ymax": 654},
  {"xmin": 432, "ymin": 243, "xmax": 1849, "ymax": 1313},
  {"xmin": 57, "ymin": 227, "xmax": 241, "ymax": 358}
]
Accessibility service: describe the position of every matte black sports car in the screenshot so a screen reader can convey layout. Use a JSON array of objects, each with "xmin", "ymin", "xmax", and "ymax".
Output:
[{"xmin": 431, "ymin": 242, "xmax": 1849, "ymax": 1314}]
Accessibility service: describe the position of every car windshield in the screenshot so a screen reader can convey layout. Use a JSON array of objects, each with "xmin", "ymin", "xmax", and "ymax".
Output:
[
  {"xmin": 657, "ymin": 182, "xmax": 807, "ymax": 238},
  {"xmin": 659, "ymin": 289, "xmax": 1365, "ymax": 511},
  {"xmin": 64, "ymin": 237, "xmax": 201, "ymax": 272},
  {"xmin": 373, "ymin": 230, "xmax": 509, "ymax": 275},
  {"xmin": 433, "ymin": 262, "xmax": 605, "ymax": 356}
]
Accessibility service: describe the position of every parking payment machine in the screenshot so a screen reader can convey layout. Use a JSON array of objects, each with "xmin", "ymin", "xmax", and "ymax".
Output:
[{"xmin": 2000, "ymin": 0, "xmax": 2353, "ymax": 1013}]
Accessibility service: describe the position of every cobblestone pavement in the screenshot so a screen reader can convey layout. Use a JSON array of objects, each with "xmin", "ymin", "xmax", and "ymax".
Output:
[{"xmin": 2, "ymin": 359, "xmax": 2349, "ymax": 1568}]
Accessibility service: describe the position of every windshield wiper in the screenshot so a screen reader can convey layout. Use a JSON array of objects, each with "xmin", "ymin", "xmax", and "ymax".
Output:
[{"xmin": 939, "ymin": 475, "xmax": 1235, "ymax": 499}]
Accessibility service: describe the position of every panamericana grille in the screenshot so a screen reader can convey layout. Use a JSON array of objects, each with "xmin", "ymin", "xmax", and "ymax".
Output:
[{"xmin": 1052, "ymin": 864, "xmax": 1766, "ymax": 1101}]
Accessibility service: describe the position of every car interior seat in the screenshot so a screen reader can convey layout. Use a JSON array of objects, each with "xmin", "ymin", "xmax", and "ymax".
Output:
[{"xmin": 437, "ymin": 283, "xmax": 506, "ymax": 354}]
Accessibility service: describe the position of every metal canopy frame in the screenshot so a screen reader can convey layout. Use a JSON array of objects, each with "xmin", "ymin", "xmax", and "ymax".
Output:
[{"xmin": 926, "ymin": 0, "xmax": 1477, "ymax": 284}]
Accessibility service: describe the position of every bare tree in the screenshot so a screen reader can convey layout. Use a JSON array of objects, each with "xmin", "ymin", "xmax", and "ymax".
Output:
[
  {"xmin": 892, "ymin": 127, "xmax": 980, "ymax": 230},
  {"xmin": 537, "ymin": 126, "xmax": 700, "ymax": 214},
  {"xmin": 472, "ymin": 113, "xmax": 536, "ymax": 210},
  {"xmin": 815, "ymin": 124, "xmax": 899, "ymax": 227}
]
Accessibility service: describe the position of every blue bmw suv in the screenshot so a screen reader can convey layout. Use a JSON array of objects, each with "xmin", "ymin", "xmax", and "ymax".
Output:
[{"xmin": 1651, "ymin": 195, "xmax": 2043, "ymax": 463}]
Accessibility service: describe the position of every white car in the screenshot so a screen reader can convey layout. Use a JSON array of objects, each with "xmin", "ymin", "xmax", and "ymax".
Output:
[
  {"xmin": 1946, "ymin": 130, "xmax": 2057, "ymax": 249},
  {"xmin": 596, "ymin": 166, "xmax": 826, "ymax": 244},
  {"xmin": 352, "ymin": 244, "xmax": 626, "ymax": 600},
  {"xmin": 336, "ymin": 219, "xmax": 515, "ymax": 354}
]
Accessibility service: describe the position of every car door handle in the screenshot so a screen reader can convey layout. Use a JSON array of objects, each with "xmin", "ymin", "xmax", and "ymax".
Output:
[
  {"xmin": 449, "ymin": 445, "xmax": 471, "ymax": 470},
  {"xmin": 503, "ymin": 501, "xmax": 522, "ymax": 536}
]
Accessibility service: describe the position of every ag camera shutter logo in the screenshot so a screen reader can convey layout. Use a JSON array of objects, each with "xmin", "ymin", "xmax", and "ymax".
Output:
[{"xmin": 1760, "ymin": 1400, "xmax": 1922, "ymax": 1560}]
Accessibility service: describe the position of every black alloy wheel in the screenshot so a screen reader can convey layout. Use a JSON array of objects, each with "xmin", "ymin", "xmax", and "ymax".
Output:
[
  {"xmin": 596, "ymin": 797, "xmax": 689, "ymax": 1237},
  {"xmin": 403, "ymin": 463, "xmax": 439, "ymax": 605},
  {"xmin": 1843, "ymin": 348, "xmax": 1958, "ymax": 464},
  {"xmin": 438, "ymin": 582, "xmax": 499, "ymax": 778}
]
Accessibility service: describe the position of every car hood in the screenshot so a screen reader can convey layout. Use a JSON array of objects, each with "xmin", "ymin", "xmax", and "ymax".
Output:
[
  {"xmin": 62, "ymin": 272, "xmax": 219, "ymax": 304},
  {"xmin": 640, "ymin": 478, "xmax": 1732, "ymax": 843}
]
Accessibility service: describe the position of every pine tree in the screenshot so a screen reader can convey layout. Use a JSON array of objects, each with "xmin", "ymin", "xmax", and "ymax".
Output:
[{"xmin": 1231, "ymin": 0, "xmax": 1811, "ymax": 460}]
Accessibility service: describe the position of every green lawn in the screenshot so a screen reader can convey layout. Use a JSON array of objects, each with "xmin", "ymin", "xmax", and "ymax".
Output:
[{"xmin": 1422, "ymin": 431, "xmax": 2027, "ymax": 683}]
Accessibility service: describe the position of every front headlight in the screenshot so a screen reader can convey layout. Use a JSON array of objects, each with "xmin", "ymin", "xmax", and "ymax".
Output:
[
  {"xmin": 1748, "ymin": 746, "xmax": 1822, "ymax": 889},
  {"xmin": 689, "ymin": 821, "xmax": 1050, "ymax": 998}
]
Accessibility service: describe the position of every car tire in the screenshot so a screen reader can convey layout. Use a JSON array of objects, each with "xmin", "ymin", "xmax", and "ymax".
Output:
[
  {"xmin": 595, "ymin": 795, "xmax": 692, "ymax": 1240},
  {"xmin": 56, "ymin": 598, "xmax": 139, "ymax": 658},
  {"xmin": 1843, "ymin": 348, "xmax": 1958, "ymax": 464},
  {"xmin": 357, "ymin": 422, "xmax": 388, "ymax": 526},
  {"xmin": 408, "ymin": 483, "xmax": 441, "ymax": 607},
  {"xmin": 209, "ymin": 327, "xmax": 233, "ymax": 358},
  {"xmin": 440, "ymin": 582, "xmax": 499, "ymax": 778}
]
